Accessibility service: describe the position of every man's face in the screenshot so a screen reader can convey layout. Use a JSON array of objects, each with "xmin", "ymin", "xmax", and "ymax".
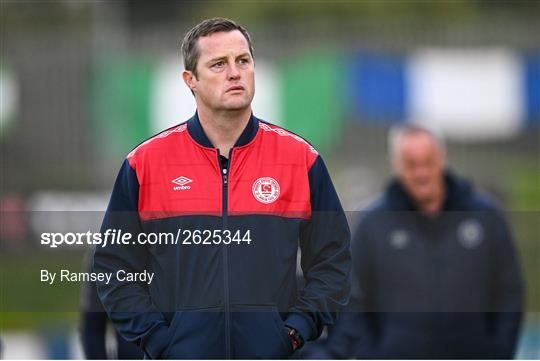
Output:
[
  {"xmin": 184, "ymin": 30, "xmax": 255, "ymax": 112},
  {"xmin": 392, "ymin": 132, "xmax": 445, "ymax": 206}
]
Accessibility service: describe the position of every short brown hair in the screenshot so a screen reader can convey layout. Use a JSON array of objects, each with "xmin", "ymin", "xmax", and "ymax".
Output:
[{"xmin": 181, "ymin": 18, "xmax": 254, "ymax": 77}]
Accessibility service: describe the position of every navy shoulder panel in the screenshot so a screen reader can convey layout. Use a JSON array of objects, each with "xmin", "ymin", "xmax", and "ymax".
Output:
[
  {"xmin": 106, "ymin": 159, "xmax": 140, "ymax": 212},
  {"xmin": 308, "ymin": 156, "xmax": 343, "ymax": 211}
]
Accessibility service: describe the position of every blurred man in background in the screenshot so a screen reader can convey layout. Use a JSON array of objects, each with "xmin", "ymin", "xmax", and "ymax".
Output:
[
  {"xmin": 308, "ymin": 123, "xmax": 524, "ymax": 359},
  {"xmin": 93, "ymin": 17, "xmax": 350, "ymax": 359}
]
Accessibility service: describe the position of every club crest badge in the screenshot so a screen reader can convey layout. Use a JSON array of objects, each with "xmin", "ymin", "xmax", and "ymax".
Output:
[
  {"xmin": 252, "ymin": 177, "xmax": 280, "ymax": 204},
  {"xmin": 389, "ymin": 229, "xmax": 409, "ymax": 250},
  {"xmin": 457, "ymin": 219, "xmax": 484, "ymax": 249}
]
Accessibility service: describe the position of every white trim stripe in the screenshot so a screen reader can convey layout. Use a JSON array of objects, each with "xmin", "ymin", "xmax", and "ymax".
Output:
[
  {"xmin": 127, "ymin": 124, "xmax": 187, "ymax": 159},
  {"xmin": 259, "ymin": 122, "xmax": 318, "ymax": 155}
]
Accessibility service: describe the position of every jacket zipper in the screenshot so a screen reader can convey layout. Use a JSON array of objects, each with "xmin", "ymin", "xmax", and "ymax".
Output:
[{"xmin": 218, "ymin": 150, "xmax": 232, "ymax": 358}]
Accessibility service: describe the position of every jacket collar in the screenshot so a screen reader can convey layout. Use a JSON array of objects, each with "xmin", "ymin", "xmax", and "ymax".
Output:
[
  {"xmin": 385, "ymin": 170, "xmax": 473, "ymax": 212},
  {"xmin": 187, "ymin": 111, "xmax": 259, "ymax": 149}
]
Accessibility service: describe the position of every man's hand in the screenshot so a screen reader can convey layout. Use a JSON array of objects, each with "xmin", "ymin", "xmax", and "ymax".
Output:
[{"xmin": 286, "ymin": 326, "xmax": 304, "ymax": 351}]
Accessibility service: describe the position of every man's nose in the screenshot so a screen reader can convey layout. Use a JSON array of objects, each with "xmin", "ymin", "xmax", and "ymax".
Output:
[{"xmin": 227, "ymin": 63, "xmax": 240, "ymax": 79}]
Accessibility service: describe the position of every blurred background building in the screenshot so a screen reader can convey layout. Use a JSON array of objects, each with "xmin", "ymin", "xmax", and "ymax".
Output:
[{"xmin": 1, "ymin": 0, "xmax": 538, "ymax": 358}]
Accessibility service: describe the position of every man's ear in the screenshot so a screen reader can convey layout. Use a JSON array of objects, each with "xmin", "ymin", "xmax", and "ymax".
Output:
[{"xmin": 182, "ymin": 70, "xmax": 196, "ymax": 92}]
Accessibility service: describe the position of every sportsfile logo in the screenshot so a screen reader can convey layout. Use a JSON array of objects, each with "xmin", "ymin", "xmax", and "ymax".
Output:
[{"xmin": 172, "ymin": 176, "xmax": 192, "ymax": 190}]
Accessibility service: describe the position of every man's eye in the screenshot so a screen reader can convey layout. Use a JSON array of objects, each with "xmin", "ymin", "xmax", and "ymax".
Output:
[
  {"xmin": 212, "ymin": 62, "xmax": 224, "ymax": 68},
  {"xmin": 239, "ymin": 58, "xmax": 249, "ymax": 64}
]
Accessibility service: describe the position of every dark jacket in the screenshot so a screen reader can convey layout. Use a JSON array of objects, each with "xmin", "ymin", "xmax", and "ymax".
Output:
[
  {"xmin": 322, "ymin": 172, "xmax": 523, "ymax": 359},
  {"xmin": 93, "ymin": 114, "xmax": 351, "ymax": 359},
  {"xmin": 80, "ymin": 251, "xmax": 143, "ymax": 359}
]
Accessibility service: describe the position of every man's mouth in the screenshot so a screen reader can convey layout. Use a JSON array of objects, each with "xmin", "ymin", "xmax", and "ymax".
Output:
[{"xmin": 226, "ymin": 85, "xmax": 245, "ymax": 93}]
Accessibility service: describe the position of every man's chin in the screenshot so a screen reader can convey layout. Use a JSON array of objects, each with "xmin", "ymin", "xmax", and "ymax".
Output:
[
  {"xmin": 410, "ymin": 190, "xmax": 435, "ymax": 205},
  {"xmin": 220, "ymin": 101, "xmax": 251, "ymax": 112}
]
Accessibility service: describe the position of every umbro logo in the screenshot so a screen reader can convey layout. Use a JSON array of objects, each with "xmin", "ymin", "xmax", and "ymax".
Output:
[{"xmin": 171, "ymin": 176, "xmax": 192, "ymax": 190}]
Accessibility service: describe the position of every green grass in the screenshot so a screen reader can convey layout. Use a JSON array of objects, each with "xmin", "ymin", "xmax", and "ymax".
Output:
[
  {"xmin": 508, "ymin": 165, "xmax": 540, "ymax": 211},
  {"xmin": 507, "ymin": 164, "xmax": 540, "ymax": 312},
  {"xmin": 1, "ymin": 252, "xmax": 84, "ymax": 330}
]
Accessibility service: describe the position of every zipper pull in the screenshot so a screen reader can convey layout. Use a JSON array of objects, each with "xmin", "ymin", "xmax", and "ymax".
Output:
[{"xmin": 222, "ymin": 168, "xmax": 228, "ymax": 184}]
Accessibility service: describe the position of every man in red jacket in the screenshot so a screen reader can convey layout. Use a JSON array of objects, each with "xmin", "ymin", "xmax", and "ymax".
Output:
[{"xmin": 94, "ymin": 18, "xmax": 351, "ymax": 359}]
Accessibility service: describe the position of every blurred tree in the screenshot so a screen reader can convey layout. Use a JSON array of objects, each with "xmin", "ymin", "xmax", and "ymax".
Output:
[
  {"xmin": 3, "ymin": 0, "xmax": 538, "ymax": 34},
  {"xmin": 1, "ymin": 0, "xmax": 92, "ymax": 33}
]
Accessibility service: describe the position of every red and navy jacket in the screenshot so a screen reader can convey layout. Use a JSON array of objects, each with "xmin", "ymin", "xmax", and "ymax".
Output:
[{"xmin": 93, "ymin": 113, "xmax": 351, "ymax": 359}]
